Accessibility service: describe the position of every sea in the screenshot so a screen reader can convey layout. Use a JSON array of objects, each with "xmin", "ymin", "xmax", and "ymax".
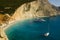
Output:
[{"xmin": 5, "ymin": 15, "xmax": 60, "ymax": 40}]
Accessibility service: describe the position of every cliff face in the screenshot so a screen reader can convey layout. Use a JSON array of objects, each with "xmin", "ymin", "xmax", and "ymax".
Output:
[
  {"xmin": 0, "ymin": 14, "xmax": 10, "ymax": 25},
  {"xmin": 0, "ymin": 0, "xmax": 60, "ymax": 22},
  {"xmin": 0, "ymin": 28, "xmax": 8, "ymax": 40},
  {"xmin": 11, "ymin": 0, "xmax": 58, "ymax": 21},
  {"xmin": 0, "ymin": 14, "xmax": 10, "ymax": 40}
]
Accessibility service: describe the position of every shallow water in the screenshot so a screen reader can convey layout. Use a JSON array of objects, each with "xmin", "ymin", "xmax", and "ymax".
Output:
[{"xmin": 5, "ymin": 16, "xmax": 60, "ymax": 40}]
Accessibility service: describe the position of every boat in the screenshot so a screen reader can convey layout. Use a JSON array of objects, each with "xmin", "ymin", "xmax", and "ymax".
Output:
[{"xmin": 44, "ymin": 32, "xmax": 50, "ymax": 37}]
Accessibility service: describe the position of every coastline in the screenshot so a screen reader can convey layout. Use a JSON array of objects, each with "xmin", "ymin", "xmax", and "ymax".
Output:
[
  {"xmin": 0, "ymin": 26, "xmax": 8, "ymax": 40},
  {"xmin": 3, "ymin": 16, "xmax": 49, "ymax": 30},
  {"xmin": 1, "ymin": 15, "xmax": 59, "ymax": 40},
  {"xmin": 3, "ymin": 15, "xmax": 57, "ymax": 30}
]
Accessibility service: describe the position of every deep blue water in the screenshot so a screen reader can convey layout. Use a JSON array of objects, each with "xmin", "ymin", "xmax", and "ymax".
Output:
[{"xmin": 5, "ymin": 16, "xmax": 60, "ymax": 40}]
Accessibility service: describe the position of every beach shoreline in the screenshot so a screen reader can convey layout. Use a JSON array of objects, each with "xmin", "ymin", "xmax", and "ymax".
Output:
[
  {"xmin": 1, "ymin": 15, "xmax": 58, "ymax": 40},
  {"xmin": 3, "ymin": 15, "xmax": 57, "ymax": 31}
]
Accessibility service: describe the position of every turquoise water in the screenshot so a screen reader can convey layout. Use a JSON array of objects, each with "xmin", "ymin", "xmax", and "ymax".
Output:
[{"xmin": 5, "ymin": 16, "xmax": 60, "ymax": 40}]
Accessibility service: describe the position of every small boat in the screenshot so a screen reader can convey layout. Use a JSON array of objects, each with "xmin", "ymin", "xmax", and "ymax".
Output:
[{"xmin": 44, "ymin": 32, "xmax": 50, "ymax": 37}]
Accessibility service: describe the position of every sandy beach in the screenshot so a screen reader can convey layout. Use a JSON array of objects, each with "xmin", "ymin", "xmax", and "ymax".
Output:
[{"xmin": 3, "ymin": 16, "xmax": 49, "ymax": 30}]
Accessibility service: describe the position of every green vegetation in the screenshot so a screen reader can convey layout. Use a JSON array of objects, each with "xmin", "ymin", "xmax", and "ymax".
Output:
[{"xmin": 0, "ymin": 0, "xmax": 35, "ymax": 15}]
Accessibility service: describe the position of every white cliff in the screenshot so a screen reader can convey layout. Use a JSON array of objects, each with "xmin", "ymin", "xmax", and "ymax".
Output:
[{"xmin": 11, "ymin": 0, "xmax": 57, "ymax": 21}]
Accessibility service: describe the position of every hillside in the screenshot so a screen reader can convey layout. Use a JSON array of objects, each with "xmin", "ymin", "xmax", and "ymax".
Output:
[{"xmin": 11, "ymin": 0, "xmax": 59, "ymax": 21}]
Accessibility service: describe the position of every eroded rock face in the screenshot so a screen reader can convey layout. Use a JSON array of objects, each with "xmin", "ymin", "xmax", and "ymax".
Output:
[
  {"xmin": 0, "ymin": 14, "xmax": 10, "ymax": 25},
  {"xmin": 11, "ymin": 0, "xmax": 58, "ymax": 21},
  {"xmin": 0, "ymin": 14, "xmax": 10, "ymax": 40},
  {"xmin": 0, "ymin": 28, "xmax": 8, "ymax": 40}
]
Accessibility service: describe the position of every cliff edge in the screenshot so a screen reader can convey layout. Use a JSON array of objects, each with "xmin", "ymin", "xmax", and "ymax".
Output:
[{"xmin": 11, "ymin": 0, "xmax": 59, "ymax": 21}]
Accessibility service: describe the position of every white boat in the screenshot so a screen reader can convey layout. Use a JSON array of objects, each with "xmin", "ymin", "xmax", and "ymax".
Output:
[{"xmin": 44, "ymin": 32, "xmax": 50, "ymax": 37}]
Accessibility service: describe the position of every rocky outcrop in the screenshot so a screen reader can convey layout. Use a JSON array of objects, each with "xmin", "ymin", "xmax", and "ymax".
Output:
[
  {"xmin": 11, "ymin": 0, "xmax": 58, "ymax": 21},
  {"xmin": 0, "ymin": 14, "xmax": 10, "ymax": 25},
  {"xmin": 0, "ymin": 27, "xmax": 8, "ymax": 40},
  {"xmin": 0, "ymin": 14, "xmax": 10, "ymax": 40}
]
